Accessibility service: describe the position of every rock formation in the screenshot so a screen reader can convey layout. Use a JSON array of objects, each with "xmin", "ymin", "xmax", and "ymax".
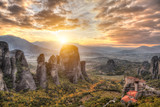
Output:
[
  {"xmin": 138, "ymin": 61, "xmax": 150, "ymax": 76},
  {"xmin": 0, "ymin": 69, "xmax": 8, "ymax": 91},
  {"xmin": 56, "ymin": 55, "xmax": 60, "ymax": 65},
  {"xmin": 60, "ymin": 45, "xmax": 84, "ymax": 83},
  {"xmin": 10, "ymin": 50, "xmax": 36, "ymax": 91},
  {"xmin": 80, "ymin": 61, "xmax": 89, "ymax": 81},
  {"xmin": 0, "ymin": 41, "xmax": 11, "ymax": 75},
  {"xmin": 0, "ymin": 41, "xmax": 90, "ymax": 92},
  {"xmin": 10, "ymin": 55, "xmax": 17, "ymax": 89},
  {"xmin": 150, "ymin": 56, "xmax": 159, "ymax": 79},
  {"xmin": 106, "ymin": 59, "xmax": 116, "ymax": 72},
  {"xmin": 47, "ymin": 55, "xmax": 60, "ymax": 85},
  {"xmin": 36, "ymin": 54, "xmax": 47, "ymax": 88}
]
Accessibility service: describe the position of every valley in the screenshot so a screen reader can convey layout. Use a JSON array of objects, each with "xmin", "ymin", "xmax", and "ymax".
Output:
[{"xmin": 1, "ymin": 36, "xmax": 160, "ymax": 107}]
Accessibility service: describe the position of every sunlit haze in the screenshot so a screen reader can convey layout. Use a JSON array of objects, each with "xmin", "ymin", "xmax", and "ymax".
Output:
[{"xmin": 59, "ymin": 36, "xmax": 68, "ymax": 44}]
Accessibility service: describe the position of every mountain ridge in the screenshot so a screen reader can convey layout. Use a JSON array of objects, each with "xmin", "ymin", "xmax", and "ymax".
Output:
[{"xmin": 0, "ymin": 35, "xmax": 53, "ymax": 55}]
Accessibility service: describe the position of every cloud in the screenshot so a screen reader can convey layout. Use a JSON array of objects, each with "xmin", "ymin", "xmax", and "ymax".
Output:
[
  {"xmin": 0, "ymin": 1, "xmax": 6, "ymax": 8},
  {"xmin": 1, "ymin": 0, "xmax": 160, "ymax": 46},
  {"xmin": 46, "ymin": 0, "xmax": 67, "ymax": 9},
  {"xmin": 94, "ymin": 0, "xmax": 160, "ymax": 45},
  {"xmin": 8, "ymin": 4, "xmax": 25, "ymax": 15},
  {"xmin": 34, "ymin": 10, "xmax": 65, "ymax": 26},
  {"xmin": 0, "ymin": 0, "xmax": 80, "ymax": 31},
  {"xmin": 95, "ymin": 28, "xmax": 160, "ymax": 44}
]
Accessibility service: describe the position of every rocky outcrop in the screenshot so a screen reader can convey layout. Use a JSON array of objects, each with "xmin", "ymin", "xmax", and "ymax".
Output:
[
  {"xmin": 0, "ymin": 41, "xmax": 11, "ymax": 75},
  {"xmin": 1, "ymin": 41, "xmax": 90, "ymax": 91},
  {"xmin": 47, "ymin": 55, "xmax": 60, "ymax": 85},
  {"xmin": 150, "ymin": 56, "xmax": 159, "ymax": 79},
  {"xmin": 10, "ymin": 55, "xmax": 17, "ymax": 89},
  {"xmin": 56, "ymin": 55, "xmax": 60, "ymax": 65},
  {"xmin": 80, "ymin": 61, "xmax": 89, "ymax": 81},
  {"xmin": 36, "ymin": 54, "xmax": 47, "ymax": 88},
  {"xmin": 106, "ymin": 59, "xmax": 116, "ymax": 72},
  {"xmin": 10, "ymin": 50, "xmax": 36, "ymax": 91},
  {"xmin": 159, "ymin": 57, "xmax": 160, "ymax": 77},
  {"xmin": 0, "ymin": 69, "xmax": 8, "ymax": 91},
  {"xmin": 60, "ymin": 45, "xmax": 84, "ymax": 83},
  {"xmin": 138, "ymin": 61, "xmax": 150, "ymax": 76}
]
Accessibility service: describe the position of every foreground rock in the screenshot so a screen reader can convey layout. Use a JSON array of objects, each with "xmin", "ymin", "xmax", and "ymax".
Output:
[
  {"xmin": 60, "ymin": 45, "xmax": 84, "ymax": 83},
  {"xmin": 0, "ymin": 41, "xmax": 11, "ymax": 75},
  {"xmin": 47, "ymin": 55, "xmax": 60, "ymax": 85},
  {"xmin": 10, "ymin": 50, "xmax": 36, "ymax": 91},
  {"xmin": 36, "ymin": 54, "xmax": 47, "ymax": 88}
]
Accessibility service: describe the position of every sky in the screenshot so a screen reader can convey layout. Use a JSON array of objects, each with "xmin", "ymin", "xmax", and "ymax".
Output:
[{"xmin": 0, "ymin": 0, "xmax": 160, "ymax": 47}]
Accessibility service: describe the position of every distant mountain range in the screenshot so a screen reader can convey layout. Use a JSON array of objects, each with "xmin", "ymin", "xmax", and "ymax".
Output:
[
  {"xmin": 119, "ymin": 46, "xmax": 160, "ymax": 54},
  {"xmin": 1, "ymin": 35, "xmax": 160, "ymax": 57},
  {"xmin": 33, "ymin": 41, "xmax": 124, "ymax": 58},
  {"xmin": 0, "ymin": 35, "xmax": 53, "ymax": 55}
]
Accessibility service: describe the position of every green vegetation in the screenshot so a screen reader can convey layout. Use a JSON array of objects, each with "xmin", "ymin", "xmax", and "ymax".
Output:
[
  {"xmin": 1, "ymin": 60, "xmax": 160, "ymax": 107},
  {"xmin": 147, "ymin": 80, "xmax": 160, "ymax": 90},
  {"xmin": 2, "ymin": 72, "xmax": 160, "ymax": 107},
  {"xmin": 0, "ymin": 73, "xmax": 123, "ymax": 107}
]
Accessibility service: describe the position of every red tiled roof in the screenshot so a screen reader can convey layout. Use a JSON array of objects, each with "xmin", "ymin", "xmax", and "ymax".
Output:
[
  {"xmin": 121, "ymin": 95, "xmax": 131, "ymax": 103},
  {"xmin": 130, "ymin": 98, "xmax": 137, "ymax": 103},
  {"xmin": 121, "ymin": 95, "xmax": 137, "ymax": 103},
  {"xmin": 127, "ymin": 90, "xmax": 138, "ymax": 98}
]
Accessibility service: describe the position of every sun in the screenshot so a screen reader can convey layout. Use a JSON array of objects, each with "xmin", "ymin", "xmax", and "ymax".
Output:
[{"xmin": 59, "ymin": 37, "xmax": 68, "ymax": 44}]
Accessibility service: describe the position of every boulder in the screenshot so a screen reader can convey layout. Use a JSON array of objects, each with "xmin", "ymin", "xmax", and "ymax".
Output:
[
  {"xmin": 10, "ymin": 50, "xmax": 36, "ymax": 91},
  {"xmin": 36, "ymin": 54, "xmax": 47, "ymax": 88},
  {"xmin": 150, "ymin": 56, "xmax": 159, "ymax": 79},
  {"xmin": 60, "ymin": 45, "xmax": 84, "ymax": 83},
  {"xmin": 0, "ymin": 41, "xmax": 11, "ymax": 75},
  {"xmin": 47, "ymin": 55, "xmax": 60, "ymax": 85}
]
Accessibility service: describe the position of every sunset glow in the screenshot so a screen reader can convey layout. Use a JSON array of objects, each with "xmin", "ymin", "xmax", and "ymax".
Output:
[
  {"xmin": 0, "ymin": 0, "xmax": 160, "ymax": 47},
  {"xmin": 59, "ymin": 36, "xmax": 68, "ymax": 44}
]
